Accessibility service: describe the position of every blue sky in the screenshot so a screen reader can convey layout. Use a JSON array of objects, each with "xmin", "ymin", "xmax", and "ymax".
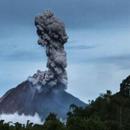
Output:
[{"xmin": 0, "ymin": 0, "xmax": 130, "ymax": 102}]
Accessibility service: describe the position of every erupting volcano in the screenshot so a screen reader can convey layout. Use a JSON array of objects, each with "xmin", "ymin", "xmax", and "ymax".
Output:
[{"xmin": 0, "ymin": 11, "xmax": 86, "ymax": 120}]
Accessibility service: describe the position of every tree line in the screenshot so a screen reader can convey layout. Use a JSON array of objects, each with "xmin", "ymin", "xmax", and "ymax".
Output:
[{"xmin": 0, "ymin": 90, "xmax": 130, "ymax": 130}]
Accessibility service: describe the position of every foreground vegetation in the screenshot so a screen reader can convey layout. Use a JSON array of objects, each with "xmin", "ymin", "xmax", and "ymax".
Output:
[{"xmin": 0, "ymin": 89, "xmax": 130, "ymax": 130}]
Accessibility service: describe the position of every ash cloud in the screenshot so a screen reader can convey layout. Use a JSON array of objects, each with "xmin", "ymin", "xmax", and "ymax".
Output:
[{"xmin": 28, "ymin": 11, "xmax": 68, "ymax": 90}]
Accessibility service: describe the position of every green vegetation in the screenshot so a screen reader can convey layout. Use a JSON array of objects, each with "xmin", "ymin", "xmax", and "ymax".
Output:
[
  {"xmin": 1, "ymin": 89, "xmax": 130, "ymax": 130},
  {"xmin": 66, "ymin": 90, "xmax": 130, "ymax": 130}
]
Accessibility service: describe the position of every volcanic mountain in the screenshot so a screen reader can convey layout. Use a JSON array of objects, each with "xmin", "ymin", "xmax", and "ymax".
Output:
[
  {"xmin": 0, "ymin": 81, "xmax": 86, "ymax": 120},
  {"xmin": 0, "ymin": 11, "xmax": 86, "ymax": 120}
]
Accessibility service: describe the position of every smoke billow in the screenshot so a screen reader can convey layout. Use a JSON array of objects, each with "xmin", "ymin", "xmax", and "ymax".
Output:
[{"xmin": 28, "ymin": 10, "xmax": 68, "ymax": 90}]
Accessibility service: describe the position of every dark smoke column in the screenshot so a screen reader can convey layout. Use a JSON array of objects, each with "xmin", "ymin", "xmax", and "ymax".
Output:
[{"xmin": 28, "ymin": 11, "xmax": 68, "ymax": 90}]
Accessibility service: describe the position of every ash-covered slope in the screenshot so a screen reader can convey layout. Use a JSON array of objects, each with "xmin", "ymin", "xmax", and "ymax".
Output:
[{"xmin": 0, "ymin": 81, "xmax": 86, "ymax": 120}]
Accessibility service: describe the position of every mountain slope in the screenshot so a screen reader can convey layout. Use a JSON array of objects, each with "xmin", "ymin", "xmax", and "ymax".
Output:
[{"xmin": 0, "ymin": 81, "xmax": 86, "ymax": 120}]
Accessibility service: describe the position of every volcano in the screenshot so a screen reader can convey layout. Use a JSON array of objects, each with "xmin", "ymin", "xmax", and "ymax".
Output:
[
  {"xmin": 0, "ymin": 81, "xmax": 86, "ymax": 120},
  {"xmin": 0, "ymin": 11, "xmax": 86, "ymax": 120}
]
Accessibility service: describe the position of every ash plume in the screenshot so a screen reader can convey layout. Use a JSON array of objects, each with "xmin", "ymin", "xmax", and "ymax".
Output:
[{"xmin": 28, "ymin": 10, "xmax": 68, "ymax": 90}]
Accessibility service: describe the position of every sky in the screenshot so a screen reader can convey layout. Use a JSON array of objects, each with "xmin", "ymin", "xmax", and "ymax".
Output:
[{"xmin": 0, "ymin": 0, "xmax": 130, "ymax": 103}]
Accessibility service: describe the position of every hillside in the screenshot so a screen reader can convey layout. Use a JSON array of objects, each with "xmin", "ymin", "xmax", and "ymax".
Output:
[{"xmin": 0, "ymin": 81, "xmax": 86, "ymax": 120}]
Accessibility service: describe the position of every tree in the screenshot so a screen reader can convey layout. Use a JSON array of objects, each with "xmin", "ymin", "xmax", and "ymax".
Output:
[{"xmin": 43, "ymin": 113, "xmax": 65, "ymax": 130}]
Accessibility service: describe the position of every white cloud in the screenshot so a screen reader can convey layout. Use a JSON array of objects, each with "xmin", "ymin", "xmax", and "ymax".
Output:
[{"xmin": 0, "ymin": 113, "xmax": 43, "ymax": 124}]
